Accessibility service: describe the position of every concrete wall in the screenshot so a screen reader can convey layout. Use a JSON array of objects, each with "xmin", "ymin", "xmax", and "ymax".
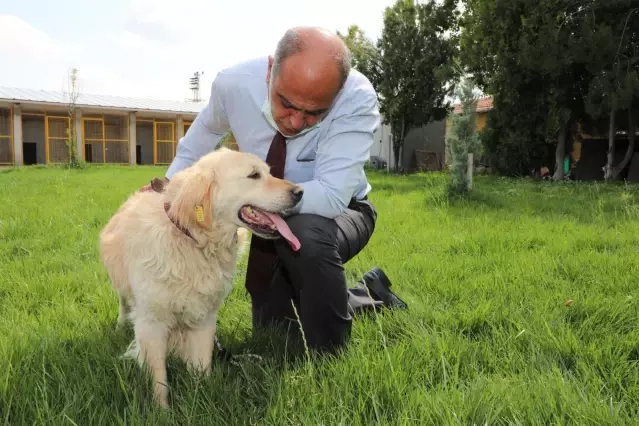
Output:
[
  {"xmin": 371, "ymin": 121, "xmax": 393, "ymax": 169},
  {"xmin": 12, "ymin": 106, "xmax": 22, "ymax": 165},
  {"xmin": 370, "ymin": 116, "xmax": 448, "ymax": 172},
  {"xmin": 128, "ymin": 112, "xmax": 136, "ymax": 165},
  {"xmin": 401, "ymin": 119, "xmax": 447, "ymax": 173}
]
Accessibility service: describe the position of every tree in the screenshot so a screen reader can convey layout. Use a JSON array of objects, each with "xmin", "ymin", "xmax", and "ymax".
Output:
[
  {"xmin": 376, "ymin": 0, "xmax": 460, "ymax": 171},
  {"xmin": 461, "ymin": 0, "xmax": 639, "ymax": 181},
  {"xmin": 64, "ymin": 68, "xmax": 83, "ymax": 168},
  {"xmin": 460, "ymin": 0, "xmax": 593, "ymax": 179},
  {"xmin": 446, "ymin": 78, "xmax": 482, "ymax": 196},
  {"xmin": 580, "ymin": 1, "xmax": 639, "ymax": 180},
  {"xmin": 337, "ymin": 25, "xmax": 380, "ymax": 85}
]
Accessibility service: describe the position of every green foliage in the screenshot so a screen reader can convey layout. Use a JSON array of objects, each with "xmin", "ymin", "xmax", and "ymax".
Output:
[
  {"xmin": 375, "ymin": 0, "xmax": 460, "ymax": 170},
  {"xmin": 480, "ymin": 92, "xmax": 556, "ymax": 177},
  {"xmin": 446, "ymin": 79, "xmax": 481, "ymax": 196},
  {"xmin": 460, "ymin": 0, "xmax": 592, "ymax": 177},
  {"xmin": 581, "ymin": 2, "xmax": 639, "ymax": 119},
  {"xmin": 460, "ymin": 0, "xmax": 639, "ymax": 179},
  {"xmin": 340, "ymin": 0, "xmax": 460, "ymax": 172},
  {"xmin": 336, "ymin": 25, "xmax": 381, "ymax": 84},
  {"xmin": 64, "ymin": 67, "xmax": 85, "ymax": 170},
  {"xmin": 63, "ymin": 130, "xmax": 86, "ymax": 170}
]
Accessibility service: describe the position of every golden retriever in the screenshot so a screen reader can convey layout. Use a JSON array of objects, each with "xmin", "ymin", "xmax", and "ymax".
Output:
[{"xmin": 99, "ymin": 147, "xmax": 303, "ymax": 407}]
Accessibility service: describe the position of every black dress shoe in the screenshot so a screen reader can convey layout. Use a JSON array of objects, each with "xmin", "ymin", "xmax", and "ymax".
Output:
[{"xmin": 362, "ymin": 267, "xmax": 408, "ymax": 310}]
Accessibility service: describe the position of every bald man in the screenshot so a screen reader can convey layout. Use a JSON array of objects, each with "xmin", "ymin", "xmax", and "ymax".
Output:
[{"xmin": 165, "ymin": 27, "xmax": 407, "ymax": 354}]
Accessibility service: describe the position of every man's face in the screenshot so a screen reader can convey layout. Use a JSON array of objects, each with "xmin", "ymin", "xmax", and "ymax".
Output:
[{"xmin": 266, "ymin": 54, "xmax": 342, "ymax": 136}]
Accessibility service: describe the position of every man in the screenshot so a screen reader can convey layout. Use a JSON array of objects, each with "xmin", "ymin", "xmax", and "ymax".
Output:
[{"xmin": 164, "ymin": 26, "xmax": 407, "ymax": 354}]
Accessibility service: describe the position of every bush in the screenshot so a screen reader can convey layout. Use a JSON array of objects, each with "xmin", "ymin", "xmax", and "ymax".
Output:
[{"xmin": 446, "ymin": 80, "xmax": 482, "ymax": 196}]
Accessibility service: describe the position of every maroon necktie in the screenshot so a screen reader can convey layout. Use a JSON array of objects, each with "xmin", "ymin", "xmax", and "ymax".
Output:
[{"xmin": 245, "ymin": 131, "xmax": 286, "ymax": 295}]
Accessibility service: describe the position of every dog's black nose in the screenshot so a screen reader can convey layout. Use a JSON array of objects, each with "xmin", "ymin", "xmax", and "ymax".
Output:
[{"xmin": 291, "ymin": 187, "xmax": 304, "ymax": 201}]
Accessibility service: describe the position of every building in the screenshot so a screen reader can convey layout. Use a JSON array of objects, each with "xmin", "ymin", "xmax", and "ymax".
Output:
[
  {"xmin": 0, "ymin": 85, "xmax": 500, "ymax": 173},
  {"xmin": 448, "ymin": 95, "xmax": 494, "ymax": 133},
  {"xmin": 369, "ymin": 97, "xmax": 495, "ymax": 173},
  {"xmin": 0, "ymin": 86, "xmax": 208, "ymax": 167},
  {"xmin": 370, "ymin": 120, "xmax": 393, "ymax": 169},
  {"xmin": 369, "ymin": 117, "xmax": 449, "ymax": 173},
  {"xmin": 441, "ymin": 96, "xmax": 639, "ymax": 181}
]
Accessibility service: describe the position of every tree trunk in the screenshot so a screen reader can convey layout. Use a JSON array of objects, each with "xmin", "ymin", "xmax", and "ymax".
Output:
[
  {"xmin": 612, "ymin": 109, "xmax": 635, "ymax": 180},
  {"xmin": 393, "ymin": 146, "xmax": 400, "ymax": 172},
  {"xmin": 604, "ymin": 108, "xmax": 616, "ymax": 181},
  {"xmin": 392, "ymin": 118, "xmax": 406, "ymax": 173},
  {"xmin": 399, "ymin": 118, "xmax": 406, "ymax": 172},
  {"xmin": 393, "ymin": 137, "xmax": 401, "ymax": 173},
  {"xmin": 467, "ymin": 152, "xmax": 474, "ymax": 190},
  {"xmin": 553, "ymin": 119, "xmax": 568, "ymax": 181}
]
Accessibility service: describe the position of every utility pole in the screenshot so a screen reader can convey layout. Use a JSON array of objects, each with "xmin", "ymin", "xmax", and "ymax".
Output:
[{"xmin": 189, "ymin": 71, "xmax": 204, "ymax": 102}]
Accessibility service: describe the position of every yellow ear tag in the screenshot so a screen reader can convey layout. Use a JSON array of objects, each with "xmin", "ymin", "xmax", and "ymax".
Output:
[{"xmin": 195, "ymin": 205, "xmax": 205, "ymax": 223}]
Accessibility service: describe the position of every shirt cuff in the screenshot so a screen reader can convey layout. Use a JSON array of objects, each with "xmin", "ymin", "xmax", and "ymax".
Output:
[{"xmin": 296, "ymin": 180, "xmax": 348, "ymax": 219}]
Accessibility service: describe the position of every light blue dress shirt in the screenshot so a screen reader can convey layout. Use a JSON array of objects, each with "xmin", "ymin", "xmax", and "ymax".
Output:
[{"xmin": 165, "ymin": 56, "xmax": 380, "ymax": 219}]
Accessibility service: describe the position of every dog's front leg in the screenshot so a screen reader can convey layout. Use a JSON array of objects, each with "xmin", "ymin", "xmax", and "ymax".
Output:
[
  {"xmin": 182, "ymin": 315, "xmax": 216, "ymax": 375},
  {"xmin": 135, "ymin": 319, "xmax": 170, "ymax": 407},
  {"xmin": 117, "ymin": 294, "xmax": 130, "ymax": 328}
]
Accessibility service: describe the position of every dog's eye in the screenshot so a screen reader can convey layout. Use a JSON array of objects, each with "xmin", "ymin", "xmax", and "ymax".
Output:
[{"xmin": 247, "ymin": 171, "xmax": 260, "ymax": 179}]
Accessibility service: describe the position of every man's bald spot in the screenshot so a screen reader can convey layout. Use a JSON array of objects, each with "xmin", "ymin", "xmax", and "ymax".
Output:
[{"xmin": 272, "ymin": 26, "xmax": 352, "ymax": 89}]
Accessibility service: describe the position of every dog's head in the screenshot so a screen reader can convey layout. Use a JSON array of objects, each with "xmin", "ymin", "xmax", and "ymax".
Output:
[{"xmin": 164, "ymin": 147, "xmax": 303, "ymax": 251}]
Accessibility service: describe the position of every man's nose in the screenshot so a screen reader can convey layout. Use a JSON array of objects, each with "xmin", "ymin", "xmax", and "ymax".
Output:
[{"xmin": 289, "ymin": 111, "xmax": 305, "ymax": 130}]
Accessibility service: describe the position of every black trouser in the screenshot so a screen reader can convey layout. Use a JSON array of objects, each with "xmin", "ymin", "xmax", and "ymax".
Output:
[{"xmin": 246, "ymin": 197, "xmax": 383, "ymax": 353}]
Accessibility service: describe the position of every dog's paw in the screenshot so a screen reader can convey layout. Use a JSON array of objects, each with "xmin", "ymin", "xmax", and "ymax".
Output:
[{"xmin": 119, "ymin": 339, "xmax": 139, "ymax": 361}]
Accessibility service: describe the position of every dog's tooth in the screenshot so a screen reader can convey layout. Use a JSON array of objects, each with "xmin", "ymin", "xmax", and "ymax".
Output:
[{"xmin": 246, "ymin": 206, "xmax": 253, "ymax": 214}]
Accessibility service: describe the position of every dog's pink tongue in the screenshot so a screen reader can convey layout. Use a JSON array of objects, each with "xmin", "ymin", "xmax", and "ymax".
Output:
[{"xmin": 263, "ymin": 212, "xmax": 301, "ymax": 251}]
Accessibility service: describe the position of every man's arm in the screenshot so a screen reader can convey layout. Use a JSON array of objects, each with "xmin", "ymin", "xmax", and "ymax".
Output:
[
  {"xmin": 165, "ymin": 74, "xmax": 230, "ymax": 179},
  {"xmin": 296, "ymin": 87, "xmax": 380, "ymax": 219}
]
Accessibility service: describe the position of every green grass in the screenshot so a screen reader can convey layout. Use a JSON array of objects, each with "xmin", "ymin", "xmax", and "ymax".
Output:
[{"xmin": 1, "ymin": 164, "xmax": 639, "ymax": 425}]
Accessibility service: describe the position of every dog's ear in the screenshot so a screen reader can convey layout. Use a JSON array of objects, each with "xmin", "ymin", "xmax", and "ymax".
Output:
[
  {"xmin": 167, "ymin": 169, "xmax": 214, "ymax": 229},
  {"xmin": 150, "ymin": 177, "xmax": 169, "ymax": 192}
]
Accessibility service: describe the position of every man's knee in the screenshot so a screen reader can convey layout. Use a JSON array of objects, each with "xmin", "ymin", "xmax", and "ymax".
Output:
[
  {"xmin": 275, "ymin": 213, "xmax": 339, "ymax": 263},
  {"xmin": 273, "ymin": 214, "xmax": 351, "ymax": 353},
  {"xmin": 334, "ymin": 199, "xmax": 377, "ymax": 262}
]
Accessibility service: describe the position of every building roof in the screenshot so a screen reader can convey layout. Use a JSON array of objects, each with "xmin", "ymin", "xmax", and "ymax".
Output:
[
  {"xmin": 0, "ymin": 86, "xmax": 207, "ymax": 114},
  {"xmin": 453, "ymin": 96, "xmax": 493, "ymax": 114}
]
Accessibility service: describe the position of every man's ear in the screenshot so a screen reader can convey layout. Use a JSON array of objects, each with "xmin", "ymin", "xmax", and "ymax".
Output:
[
  {"xmin": 167, "ymin": 169, "xmax": 214, "ymax": 230},
  {"xmin": 266, "ymin": 55, "xmax": 274, "ymax": 84}
]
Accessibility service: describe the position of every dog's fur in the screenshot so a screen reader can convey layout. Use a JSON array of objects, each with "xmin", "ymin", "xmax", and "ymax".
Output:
[{"xmin": 99, "ymin": 147, "xmax": 302, "ymax": 407}]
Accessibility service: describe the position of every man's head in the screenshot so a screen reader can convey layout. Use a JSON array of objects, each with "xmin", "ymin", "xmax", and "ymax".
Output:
[{"xmin": 264, "ymin": 26, "xmax": 351, "ymax": 137}]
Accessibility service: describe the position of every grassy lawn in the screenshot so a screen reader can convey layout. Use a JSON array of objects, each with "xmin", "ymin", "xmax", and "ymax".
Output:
[{"xmin": 1, "ymin": 164, "xmax": 639, "ymax": 425}]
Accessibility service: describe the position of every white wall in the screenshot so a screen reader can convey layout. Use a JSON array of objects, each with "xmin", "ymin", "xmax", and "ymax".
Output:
[{"xmin": 371, "ymin": 117, "xmax": 393, "ymax": 170}]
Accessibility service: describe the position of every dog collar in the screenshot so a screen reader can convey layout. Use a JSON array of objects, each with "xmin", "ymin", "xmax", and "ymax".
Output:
[
  {"xmin": 163, "ymin": 202, "xmax": 198, "ymax": 243},
  {"xmin": 140, "ymin": 177, "xmax": 198, "ymax": 243}
]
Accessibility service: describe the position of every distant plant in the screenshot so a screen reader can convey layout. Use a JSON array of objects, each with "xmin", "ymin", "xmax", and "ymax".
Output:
[
  {"xmin": 64, "ymin": 68, "xmax": 85, "ymax": 169},
  {"xmin": 446, "ymin": 78, "xmax": 481, "ymax": 196}
]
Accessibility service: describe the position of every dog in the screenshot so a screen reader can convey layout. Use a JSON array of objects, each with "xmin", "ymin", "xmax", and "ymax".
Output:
[{"xmin": 98, "ymin": 147, "xmax": 303, "ymax": 407}]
